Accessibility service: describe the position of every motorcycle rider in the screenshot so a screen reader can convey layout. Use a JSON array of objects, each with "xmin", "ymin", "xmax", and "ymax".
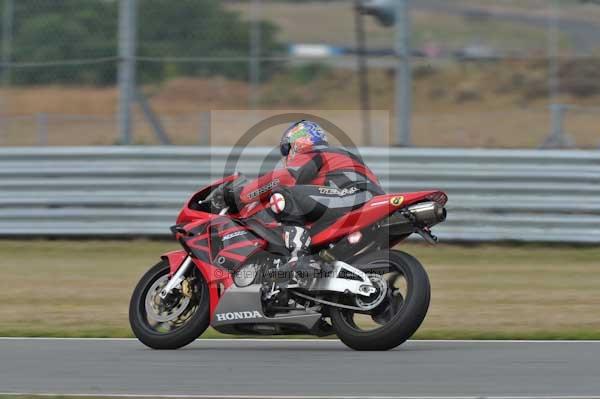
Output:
[{"xmin": 222, "ymin": 120, "xmax": 384, "ymax": 282}]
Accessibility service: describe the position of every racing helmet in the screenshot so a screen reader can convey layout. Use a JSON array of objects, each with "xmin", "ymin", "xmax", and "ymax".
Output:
[{"xmin": 279, "ymin": 120, "xmax": 328, "ymax": 161}]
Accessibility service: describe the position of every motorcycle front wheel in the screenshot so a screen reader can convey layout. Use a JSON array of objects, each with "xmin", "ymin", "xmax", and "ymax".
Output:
[
  {"xmin": 129, "ymin": 259, "xmax": 210, "ymax": 349},
  {"xmin": 330, "ymin": 250, "xmax": 430, "ymax": 351}
]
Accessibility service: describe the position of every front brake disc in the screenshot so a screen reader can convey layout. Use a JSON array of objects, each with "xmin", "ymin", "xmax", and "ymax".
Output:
[{"xmin": 145, "ymin": 275, "xmax": 191, "ymax": 323}]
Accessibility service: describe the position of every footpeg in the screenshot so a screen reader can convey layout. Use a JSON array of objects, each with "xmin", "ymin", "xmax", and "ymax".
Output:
[{"xmin": 416, "ymin": 227, "xmax": 438, "ymax": 245}]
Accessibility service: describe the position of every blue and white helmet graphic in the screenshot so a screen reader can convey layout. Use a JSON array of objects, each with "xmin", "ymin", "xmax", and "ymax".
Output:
[{"xmin": 280, "ymin": 120, "xmax": 328, "ymax": 159}]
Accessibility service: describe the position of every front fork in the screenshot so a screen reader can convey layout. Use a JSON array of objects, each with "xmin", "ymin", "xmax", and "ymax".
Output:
[
  {"xmin": 160, "ymin": 209, "xmax": 231, "ymax": 299},
  {"xmin": 159, "ymin": 256, "xmax": 193, "ymax": 299},
  {"xmin": 159, "ymin": 251, "xmax": 234, "ymax": 320}
]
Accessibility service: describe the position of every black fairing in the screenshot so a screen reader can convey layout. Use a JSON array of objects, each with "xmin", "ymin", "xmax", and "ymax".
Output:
[
  {"xmin": 243, "ymin": 219, "xmax": 289, "ymax": 256},
  {"xmin": 178, "ymin": 221, "xmax": 212, "ymax": 264},
  {"xmin": 174, "ymin": 217, "xmax": 267, "ymax": 272},
  {"xmin": 210, "ymin": 218, "xmax": 264, "ymax": 272}
]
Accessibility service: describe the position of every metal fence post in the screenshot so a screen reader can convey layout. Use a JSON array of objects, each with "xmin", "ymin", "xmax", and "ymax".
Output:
[
  {"xmin": 249, "ymin": 0, "xmax": 262, "ymax": 110},
  {"xmin": 540, "ymin": 1, "xmax": 574, "ymax": 149},
  {"xmin": 354, "ymin": 0, "xmax": 372, "ymax": 146},
  {"xmin": 394, "ymin": 0, "xmax": 412, "ymax": 147},
  {"xmin": 199, "ymin": 111, "xmax": 210, "ymax": 146},
  {"xmin": 541, "ymin": 103, "xmax": 574, "ymax": 149},
  {"xmin": 135, "ymin": 89, "xmax": 170, "ymax": 145},
  {"xmin": 0, "ymin": 0, "xmax": 14, "ymax": 144},
  {"xmin": 1, "ymin": 0, "xmax": 13, "ymax": 84},
  {"xmin": 117, "ymin": 0, "xmax": 137, "ymax": 145},
  {"xmin": 546, "ymin": 0, "xmax": 560, "ymax": 105},
  {"xmin": 36, "ymin": 112, "xmax": 48, "ymax": 146}
]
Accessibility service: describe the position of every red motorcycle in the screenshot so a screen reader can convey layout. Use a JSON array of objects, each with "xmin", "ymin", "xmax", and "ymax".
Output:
[{"xmin": 129, "ymin": 174, "xmax": 447, "ymax": 351}]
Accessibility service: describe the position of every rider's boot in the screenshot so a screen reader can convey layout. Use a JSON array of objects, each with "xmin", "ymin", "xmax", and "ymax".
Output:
[{"xmin": 278, "ymin": 225, "xmax": 320, "ymax": 287}]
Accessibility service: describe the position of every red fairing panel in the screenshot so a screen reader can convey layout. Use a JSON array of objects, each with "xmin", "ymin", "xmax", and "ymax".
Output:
[
  {"xmin": 177, "ymin": 207, "xmax": 210, "ymax": 226},
  {"xmin": 177, "ymin": 175, "xmax": 239, "ymax": 225},
  {"xmin": 191, "ymin": 257, "xmax": 234, "ymax": 320},
  {"xmin": 400, "ymin": 190, "xmax": 447, "ymax": 207},
  {"xmin": 311, "ymin": 191, "xmax": 446, "ymax": 245},
  {"xmin": 162, "ymin": 250, "xmax": 189, "ymax": 275},
  {"xmin": 162, "ymin": 249, "xmax": 233, "ymax": 320},
  {"xmin": 236, "ymin": 200, "xmax": 265, "ymax": 220}
]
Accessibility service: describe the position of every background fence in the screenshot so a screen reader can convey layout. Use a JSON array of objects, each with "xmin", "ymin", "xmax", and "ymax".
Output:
[
  {"xmin": 1, "ymin": 0, "xmax": 600, "ymax": 148},
  {"xmin": 2, "ymin": 146, "xmax": 599, "ymax": 243}
]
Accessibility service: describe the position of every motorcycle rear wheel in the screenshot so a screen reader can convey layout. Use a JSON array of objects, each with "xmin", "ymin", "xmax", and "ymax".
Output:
[
  {"xmin": 330, "ymin": 250, "xmax": 430, "ymax": 351},
  {"xmin": 129, "ymin": 259, "xmax": 210, "ymax": 349}
]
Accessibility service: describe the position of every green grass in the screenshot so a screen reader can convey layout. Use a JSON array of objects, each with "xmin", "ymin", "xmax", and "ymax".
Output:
[{"xmin": 1, "ymin": 240, "xmax": 599, "ymax": 339}]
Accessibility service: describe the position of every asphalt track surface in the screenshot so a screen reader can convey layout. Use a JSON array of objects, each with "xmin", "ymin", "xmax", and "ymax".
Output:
[{"xmin": 1, "ymin": 338, "xmax": 599, "ymax": 399}]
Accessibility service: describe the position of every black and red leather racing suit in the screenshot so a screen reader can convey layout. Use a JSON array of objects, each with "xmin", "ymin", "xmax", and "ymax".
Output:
[{"xmin": 228, "ymin": 147, "xmax": 384, "ymax": 233}]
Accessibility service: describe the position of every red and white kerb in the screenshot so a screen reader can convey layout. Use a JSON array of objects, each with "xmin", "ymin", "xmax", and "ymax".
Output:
[{"xmin": 269, "ymin": 193, "xmax": 286, "ymax": 214}]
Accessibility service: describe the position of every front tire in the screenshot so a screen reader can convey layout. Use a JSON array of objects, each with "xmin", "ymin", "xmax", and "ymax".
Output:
[
  {"xmin": 330, "ymin": 250, "xmax": 430, "ymax": 351},
  {"xmin": 129, "ymin": 259, "xmax": 210, "ymax": 349}
]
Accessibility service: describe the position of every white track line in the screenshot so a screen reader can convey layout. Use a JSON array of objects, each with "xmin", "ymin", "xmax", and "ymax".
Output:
[
  {"xmin": 1, "ymin": 393, "xmax": 600, "ymax": 399},
  {"xmin": 0, "ymin": 337, "xmax": 599, "ymax": 343}
]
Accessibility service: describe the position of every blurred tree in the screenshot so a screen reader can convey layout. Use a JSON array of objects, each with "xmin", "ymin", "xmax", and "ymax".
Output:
[
  {"xmin": 137, "ymin": 0, "xmax": 281, "ymax": 83},
  {"xmin": 4, "ymin": 0, "xmax": 281, "ymax": 85},
  {"xmin": 10, "ymin": 0, "xmax": 117, "ymax": 85}
]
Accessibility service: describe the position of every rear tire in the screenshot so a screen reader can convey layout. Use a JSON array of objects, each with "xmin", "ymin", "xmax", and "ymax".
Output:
[
  {"xmin": 129, "ymin": 260, "xmax": 210, "ymax": 349},
  {"xmin": 330, "ymin": 250, "xmax": 430, "ymax": 351}
]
